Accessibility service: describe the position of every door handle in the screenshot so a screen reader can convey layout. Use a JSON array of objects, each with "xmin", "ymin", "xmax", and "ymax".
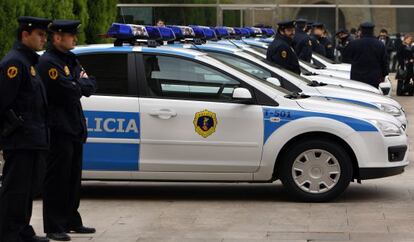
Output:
[{"xmin": 149, "ymin": 109, "xmax": 177, "ymax": 119}]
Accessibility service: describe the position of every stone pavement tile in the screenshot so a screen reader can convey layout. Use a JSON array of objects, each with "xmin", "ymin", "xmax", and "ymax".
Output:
[
  {"xmin": 138, "ymin": 239, "xmax": 221, "ymax": 242},
  {"xmin": 223, "ymin": 240, "xmax": 307, "ymax": 242},
  {"xmin": 267, "ymin": 232, "xmax": 349, "ymax": 241},
  {"xmin": 350, "ymin": 232, "xmax": 414, "ymax": 242},
  {"xmin": 347, "ymin": 219, "xmax": 388, "ymax": 233},
  {"xmin": 308, "ymin": 218, "xmax": 349, "ymax": 233}
]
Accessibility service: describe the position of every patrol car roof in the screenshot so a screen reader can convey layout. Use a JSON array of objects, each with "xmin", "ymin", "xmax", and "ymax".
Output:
[{"xmin": 72, "ymin": 43, "xmax": 207, "ymax": 59}]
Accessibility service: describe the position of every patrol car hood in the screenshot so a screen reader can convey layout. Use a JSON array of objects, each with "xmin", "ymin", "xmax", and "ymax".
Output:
[
  {"xmin": 316, "ymin": 69, "xmax": 351, "ymax": 79},
  {"xmin": 306, "ymin": 74, "xmax": 381, "ymax": 94},
  {"xmin": 314, "ymin": 84, "xmax": 402, "ymax": 109},
  {"xmin": 295, "ymin": 96, "xmax": 402, "ymax": 125}
]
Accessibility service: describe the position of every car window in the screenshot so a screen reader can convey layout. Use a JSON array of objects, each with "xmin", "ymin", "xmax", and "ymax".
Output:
[
  {"xmin": 207, "ymin": 52, "xmax": 272, "ymax": 80},
  {"xmin": 77, "ymin": 53, "xmax": 132, "ymax": 96},
  {"xmin": 143, "ymin": 55, "xmax": 241, "ymax": 101}
]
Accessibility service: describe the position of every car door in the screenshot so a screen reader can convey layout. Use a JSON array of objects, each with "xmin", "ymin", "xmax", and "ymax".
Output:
[
  {"xmin": 77, "ymin": 52, "xmax": 140, "ymax": 172},
  {"xmin": 137, "ymin": 54, "xmax": 263, "ymax": 173}
]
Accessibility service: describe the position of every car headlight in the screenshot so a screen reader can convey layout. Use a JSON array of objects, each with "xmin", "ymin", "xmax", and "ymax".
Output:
[
  {"xmin": 369, "ymin": 119, "xmax": 403, "ymax": 137},
  {"xmin": 377, "ymin": 103, "xmax": 402, "ymax": 117}
]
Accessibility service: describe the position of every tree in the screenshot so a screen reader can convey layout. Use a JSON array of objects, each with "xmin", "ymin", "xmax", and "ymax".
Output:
[
  {"xmin": 86, "ymin": 0, "xmax": 118, "ymax": 44},
  {"xmin": 73, "ymin": 0, "xmax": 89, "ymax": 44}
]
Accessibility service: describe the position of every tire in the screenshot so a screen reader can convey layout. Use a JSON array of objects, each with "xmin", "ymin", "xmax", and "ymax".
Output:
[{"xmin": 279, "ymin": 138, "xmax": 353, "ymax": 202}]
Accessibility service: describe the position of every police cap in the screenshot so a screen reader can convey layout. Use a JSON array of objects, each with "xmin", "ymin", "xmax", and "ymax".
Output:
[
  {"xmin": 49, "ymin": 20, "xmax": 81, "ymax": 34},
  {"xmin": 359, "ymin": 22, "xmax": 375, "ymax": 30},
  {"xmin": 295, "ymin": 18, "xmax": 307, "ymax": 25},
  {"xmin": 312, "ymin": 22, "xmax": 325, "ymax": 29},
  {"xmin": 277, "ymin": 20, "xmax": 295, "ymax": 29},
  {"xmin": 335, "ymin": 28, "xmax": 348, "ymax": 36},
  {"xmin": 18, "ymin": 16, "xmax": 51, "ymax": 30}
]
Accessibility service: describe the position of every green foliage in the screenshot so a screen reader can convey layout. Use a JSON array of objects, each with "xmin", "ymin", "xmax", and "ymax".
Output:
[
  {"xmin": 0, "ymin": 0, "xmax": 118, "ymax": 58},
  {"xmin": 86, "ymin": 0, "xmax": 118, "ymax": 44}
]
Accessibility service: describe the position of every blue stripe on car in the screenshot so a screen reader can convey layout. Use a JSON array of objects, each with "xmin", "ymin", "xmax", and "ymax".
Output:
[
  {"xmin": 323, "ymin": 97, "xmax": 379, "ymax": 109},
  {"xmin": 83, "ymin": 111, "xmax": 140, "ymax": 171},
  {"xmin": 263, "ymin": 108, "xmax": 378, "ymax": 144}
]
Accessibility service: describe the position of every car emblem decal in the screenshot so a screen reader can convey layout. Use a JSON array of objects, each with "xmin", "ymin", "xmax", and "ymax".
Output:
[{"xmin": 193, "ymin": 109, "xmax": 217, "ymax": 138}]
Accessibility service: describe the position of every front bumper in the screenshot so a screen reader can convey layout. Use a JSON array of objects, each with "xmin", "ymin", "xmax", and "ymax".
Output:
[{"xmin": 359, "ymin": 166, "xmax": 406, "ymax": 180}]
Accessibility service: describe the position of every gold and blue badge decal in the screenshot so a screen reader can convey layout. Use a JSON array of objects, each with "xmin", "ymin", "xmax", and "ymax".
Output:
[{"xmin": 193, "ymin": 109, "xmax": 217, "ymax": 138}]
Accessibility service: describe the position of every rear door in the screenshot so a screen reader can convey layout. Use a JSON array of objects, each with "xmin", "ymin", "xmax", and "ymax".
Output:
[{"xmin": 78, "ymin": 52, "xmax": 140, "ymax": 173}]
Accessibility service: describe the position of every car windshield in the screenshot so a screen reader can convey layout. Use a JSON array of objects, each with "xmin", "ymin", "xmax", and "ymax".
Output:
[{"xmin": 203, "ymin": 53, "xmax": 290, "ymax": 95}]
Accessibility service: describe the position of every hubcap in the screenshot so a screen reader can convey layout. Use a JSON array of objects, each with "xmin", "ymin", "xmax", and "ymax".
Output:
[{"xmin": 292, "ymin": 149, "xmax": 341, "ymax": 194}]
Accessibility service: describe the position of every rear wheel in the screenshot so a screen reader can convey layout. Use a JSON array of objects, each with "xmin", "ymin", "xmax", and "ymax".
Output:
[{"xmin": 279, "ymin": 139, "xmax": 353, "ymax": 202}]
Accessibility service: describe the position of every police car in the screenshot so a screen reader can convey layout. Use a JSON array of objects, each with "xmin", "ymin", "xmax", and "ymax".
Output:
[
  {"xmin": 38, "ymin": 24, "xmax": 409, "ymax": 202},
  {"xmin": 172, "ymin": 32, "xmax": 407, "ymax": 127},
  {"xmin": 254, "ymin": 38, "xmax": 392, "ymax": 96}
]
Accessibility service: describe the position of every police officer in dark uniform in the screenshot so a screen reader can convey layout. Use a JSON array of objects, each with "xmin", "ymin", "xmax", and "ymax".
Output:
[
  {"xmin": 310, "ymin": 23, "xmax": 326, "ymax": 57},
  {"xmin": 266, "ymin": 20, "xmax": 301, "ymax": 75},
  {"xmin": 335, "ymin": 29, "xmax": 353, "ymax": 63},
  {"xmin": 342, "ymin": 22, "xmax": 388, "ymax": 88},
  {"xmin": 0, "ymin": 16, "xmax": 51, "ymax": 242},
  {"xmin": 38, "ymin": 20, "xmax": 96, "ymax": 241},
  {"xmin": 312, "ymin": 23, "xmax": 335, "ymax": 60},
  {"xmin": 292, "ymin": 19, "xmax": 313, "ymax": 62}
]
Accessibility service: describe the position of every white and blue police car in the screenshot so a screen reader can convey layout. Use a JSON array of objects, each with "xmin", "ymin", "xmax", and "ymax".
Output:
[
  {"xmin": 166, "ymin": 28, "xmax": 406, "ymax": 127},
  {"xmin": 50, "ymin": 24, "xmax": 409, "ymax": 202}
]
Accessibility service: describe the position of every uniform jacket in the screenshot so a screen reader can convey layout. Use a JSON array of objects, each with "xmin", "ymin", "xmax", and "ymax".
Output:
[
  {"xmin": 38, "ymin": 46, "xmax": 96, "ymax": 142},
  {"xmin": 266, "ymin": 33, "xmax": 301, "ymax": 75},
  {"xmin": 0, "ymin": 42, "xmax": 49, "ymax": 150},
  {"xmin": 293, "ymin": 28, "xmax": 312, "ymax": 62},
  {"xmin": 342, "ymin": 34, "xmax": 388, "ymax": 88}
]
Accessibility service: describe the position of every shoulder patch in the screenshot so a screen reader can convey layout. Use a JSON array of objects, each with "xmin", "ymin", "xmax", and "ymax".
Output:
[
  {"xmin": 48, "ymin": 68, "xmax": 59, "ymax": 80},
  {"xmin": 6, "ymin": 66, "xmax": 18, "ymax": 79},
  {"xmin": 64, "ymin": 65, "xmax": 70, "ymax": 76},
  {"xmin": 30, "ymin": 66, "xmax": 36, "ymax": 76},
  {"xmin": 281, "ymin": 50, "xmax": 287, "ymax": 58}
]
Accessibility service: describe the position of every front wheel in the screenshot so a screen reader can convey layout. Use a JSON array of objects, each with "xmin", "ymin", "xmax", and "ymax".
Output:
[{"xmin": 279, "ymin": 139, "xmax": 353, "ymax": 202}]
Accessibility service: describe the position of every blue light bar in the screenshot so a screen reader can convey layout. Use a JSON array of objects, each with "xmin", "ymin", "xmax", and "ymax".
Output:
[
  {"xmin": 260, "ymin": 28, "xmax": 275, "ymax": 37},
  {"xmin": 166, "ymin": 26, "xmax": 184, "ymax": 39},
  {"xmin": 157, "ymin": 27, "xmax": 176, "ymax": 41},
  {"xmin": 234, "ymin": 27, "xmax": 250, "ymax": 37},
  {"xmin": 107, "ymin": 23, "xmax": 149, "ymax": 39},
  {"xmin": 201, "ymin": 27, "xmax": 217, "ymax": 40},
  {"xmin": 212, "ymin": 27, "xmax": 229, "ymax": 38},
  {"xmin": 243, "ymin": 27, "xmax": 255, "ymax": 37},
  {"xmin": 189, "ymin": 26, "xmax": 206, "ymax": 39},
  {"xmin": 145, "ymin": 26, "xmax": 162, "ymax": 40},
  {"xmin": 167, "ymin": 25, "xmax": 195, "ymax": 39}
]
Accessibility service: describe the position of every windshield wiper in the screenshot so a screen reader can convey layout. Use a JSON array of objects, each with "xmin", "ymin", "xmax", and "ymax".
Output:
[
  {"xmin": 285, "ymin": 92, "xmax": 310, "ymax": 99},
  {"xmin": 307, "ymin": 80, "xmax": 328, "ymax": 87}
]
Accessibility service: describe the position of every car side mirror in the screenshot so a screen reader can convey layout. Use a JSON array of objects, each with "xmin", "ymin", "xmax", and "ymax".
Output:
[
  {"xmin": 266, "ymin": 77, "xmax": 281, "ymax": 87},
  {"xmin": 232, "ymin": 87, "xmax": 253, "ymax": 103}
]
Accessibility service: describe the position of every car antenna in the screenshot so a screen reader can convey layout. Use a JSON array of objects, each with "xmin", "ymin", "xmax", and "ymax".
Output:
[{"xmin": 227, "ymin": 38, "xmax": 243, "ymax": 50}]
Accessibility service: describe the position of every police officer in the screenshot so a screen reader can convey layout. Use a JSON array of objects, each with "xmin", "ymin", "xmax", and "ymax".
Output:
[
  {"xmin": 342, "ymin": 22, "xmax": 388, "ymax": 88},
  {"xmin": 266, "ymin": 20, "xmax": 301, "ymax": 75},
  {"xmin": 292, "ymin": 19, "xmax": 313, "ymax": 62},
  {"xmin": 309, "ymin": 23, "xmax": 326, "ymax": 57},
  {"xmin": 378, "ymin": 29, "xmax": 393, "ymax": 72},
  {"xmin": 38, "ymin": 20, "xmax": 96, "ymax": 241},
  {"xmin": 335, "ymin": 29, "xmax": 353, "ymax": 63},
  {"xmin": 0, "ymin": 16, "xmax": 51, "ymax": 242},
  {"xmin": 312, "ymin": 23, "xmax": 335, "ymax": 60}
]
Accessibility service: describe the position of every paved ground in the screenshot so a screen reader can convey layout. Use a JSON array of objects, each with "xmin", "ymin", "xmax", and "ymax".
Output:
[{"xmin": 19, "ymin": 78, "xmax": 414, "ymax": 241}]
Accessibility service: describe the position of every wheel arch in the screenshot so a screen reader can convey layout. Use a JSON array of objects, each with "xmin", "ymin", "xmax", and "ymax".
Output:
[{"xmin": 272, "ymin": 131, "xmax": 359, "ymax": 181}]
